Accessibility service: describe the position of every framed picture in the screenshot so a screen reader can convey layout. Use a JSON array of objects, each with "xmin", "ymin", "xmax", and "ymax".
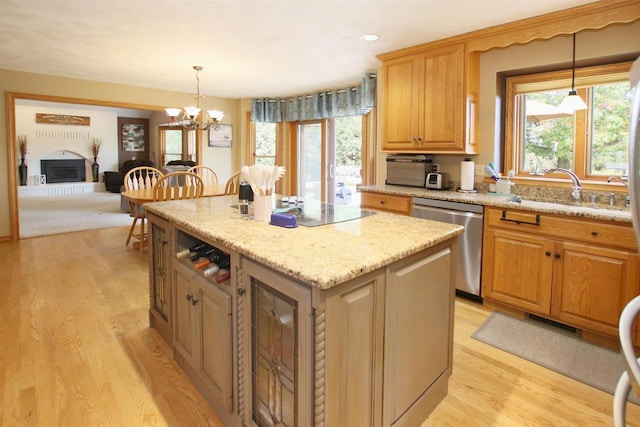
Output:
[
  {"xmin": 209, "ymin": 124, "xmax": 232, "ymax": 148},
  {"xmin": 122, "ymin": 123, "xmax": 145, "ymax": 151}
]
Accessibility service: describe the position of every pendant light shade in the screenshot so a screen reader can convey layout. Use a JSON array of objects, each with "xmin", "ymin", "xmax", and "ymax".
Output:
[{"xmin": 559, "ymin": 33, "xmax": 587, "ymax": 113}]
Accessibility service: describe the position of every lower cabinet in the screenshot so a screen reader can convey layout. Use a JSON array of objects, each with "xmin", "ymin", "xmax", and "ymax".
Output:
[
  {"xmin": 482, "ymin": 207, "xmax": 640, "ymax": 346},
  {"xmin": 171, "ymin": 233, "xmax": 236, "ymax": 425},
  {"xmin": 150, "ymin": 223, "xmax": 456, "ymax": 426}
]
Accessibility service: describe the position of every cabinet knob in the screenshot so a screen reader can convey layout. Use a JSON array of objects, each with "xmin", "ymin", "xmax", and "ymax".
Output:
[
  {"xmin": 186, "ymin": 294, "xmax": 193, "ymax": 301},
  {"xmin": 380, "ymin": 200, "xmax": 385, "ymax": 205},
  {"xmin": 591, "ymin": 230, "xmax": 598, "ymax": 236},
  {"xmin": 237, "ymin": 288, "xmax": 247, "ymax": 296},
  {"xmin": 545, "ymin": 251, "xmax": 551, "ymax": 257},
  {"xmin": 191, "ymin": 298, "xmax": 199, "ymax": 306},
  {"xmin": 554, "ymin": 254, "xmax": 561, "ymax": 259}
]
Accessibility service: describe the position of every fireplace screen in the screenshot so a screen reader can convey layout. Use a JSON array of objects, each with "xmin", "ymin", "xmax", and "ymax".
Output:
[
  {"xmin": 251, "ymin": 278, "xmax": 298, "ymax": 427},
  {"xmin": 41, "ymin": 159, "xmax": 86, "ymax": 183}
]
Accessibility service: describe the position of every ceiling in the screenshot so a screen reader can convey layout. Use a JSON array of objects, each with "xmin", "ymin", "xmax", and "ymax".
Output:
[{"xmin": 1, "ymin": 0, "xmax": 599, "ymax": 100}]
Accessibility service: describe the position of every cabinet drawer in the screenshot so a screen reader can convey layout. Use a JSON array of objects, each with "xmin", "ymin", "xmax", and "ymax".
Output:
[
  {"xmin": 361, "ymin": 192, "xmax": 412, "ymax": 215},
  {"xmin": 486, "ymin": 207, "xmax": 637, "ymax": 250}
]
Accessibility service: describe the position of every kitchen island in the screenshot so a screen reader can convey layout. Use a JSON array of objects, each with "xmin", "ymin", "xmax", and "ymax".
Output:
[{"xmin": 144, "ymin": 195, "xmax": 463, "ymax": 427}]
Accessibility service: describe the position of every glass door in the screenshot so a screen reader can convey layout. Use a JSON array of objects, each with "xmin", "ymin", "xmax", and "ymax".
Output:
[
  {"xmin": 297, "ymin": 122, "xmax": 323, "ymax": 202},
  {"xmin": 296, "ymin": 117, "xmax": 363, "ymax": 205}
]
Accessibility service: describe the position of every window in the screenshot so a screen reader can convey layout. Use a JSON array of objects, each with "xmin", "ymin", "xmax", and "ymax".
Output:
[
  {"xmin": 505, "ymin": 62, "xmax": 632, "ymax": 184},
  {"xmin": 159, "ymin": 126, "xmax": 195, "ymax": 165},
  {"xmin": 254, "ymin": 122, "xmax": 277, "ymax": 167}
]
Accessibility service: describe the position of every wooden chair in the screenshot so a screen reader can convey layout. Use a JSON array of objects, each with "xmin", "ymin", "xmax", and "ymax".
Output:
[
  {"xmin": 187, "ymin": 165, "xmax": 219, "ymax": 187},
  {"xmin": 224, "ymin": 171, "xmax": 242, "ymax": 195},
  {"xmin": 124, "ymin": 166, "xmax": 163, "ymax": 250},
  {"xmin": 153, "ymin": 171, "xmax": 204, "ymax": 202}
]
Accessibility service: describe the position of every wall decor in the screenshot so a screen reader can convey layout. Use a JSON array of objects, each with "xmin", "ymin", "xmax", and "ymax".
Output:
[
  {"xmin": 209, "ymin": 124, "xmax": 232, "ymax": 147},
  {"xmin": 122, "ymin": 123, "xmax": 145, "ymax": 151},
  {"xmin": 36, "ymin": 113, "xmax": 90, "ymax": 126}
]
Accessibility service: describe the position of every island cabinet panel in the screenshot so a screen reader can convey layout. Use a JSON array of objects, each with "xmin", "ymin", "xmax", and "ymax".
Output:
[
  {"xmin": 173, "ymin": 260, "xmax": 234, "ymax": 418},
  {"xmin": 383, "ymin": 245, "xmax": 454, "ymax": 427},
  {"xmin": 482, "ymin": 206, "xmax": 640, "ymax": 348},
  {"xmin": 170, "ymin": 226, "xmax": 238, "ymax": 427},
  {"xmin": 323, "ymin": 272, "xmax": 385, "ymax": 427},
  {"xmin": 239, "ymin": 258, "xmax": 313, "ymax": 427},
  {"xmin": 148, "ymin": 213, "xmax": 172, "ymax": 344}
]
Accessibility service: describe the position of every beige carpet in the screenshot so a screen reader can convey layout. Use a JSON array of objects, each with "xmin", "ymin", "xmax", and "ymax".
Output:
[
  {"xmin": 473, "ymin": 311, "xmax": 638, "ymax": 403},
  {"xmin": 19, "ymin": 191, "xmax": 132, "ymax": 238}
]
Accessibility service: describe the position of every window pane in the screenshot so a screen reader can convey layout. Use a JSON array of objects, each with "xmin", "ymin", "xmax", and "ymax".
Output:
[
  {"xmin": 256, "ymin": 123, "xmax": 276, "ymax": 157},
  {"xmin": 165, "ymin": 129, "xmax": 183, "ymax": 155},
  {"xmin": 521, "ymin": 91, "xmax": 574, "ymax": 173},
  {"xmin": 589, "ymin": 82, "xmax": 632, "ymax": 176},
  {"xmin": 335, "ymin": 116, "xmax": 362, "ymax": 206}
]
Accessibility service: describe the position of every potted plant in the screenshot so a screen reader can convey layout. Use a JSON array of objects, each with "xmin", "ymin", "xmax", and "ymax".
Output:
[
  {"xmin": 17, "ymin": 135, "xmax": 28, "ymax": 186},
  {"xmin": 90, "ymin": 137, "xmax": 102, "ymax": 182}
]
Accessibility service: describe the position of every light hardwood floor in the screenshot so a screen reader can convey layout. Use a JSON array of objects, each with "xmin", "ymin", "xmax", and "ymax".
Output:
[{"xmin": 1, "ymin": 227, "xmax": 638, "ymax": 426}]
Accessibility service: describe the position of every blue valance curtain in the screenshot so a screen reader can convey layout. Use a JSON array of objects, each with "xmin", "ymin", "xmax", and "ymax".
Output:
[{"xmin": 251, "ymin": 73, "xmax": 376, "ymax": 123}]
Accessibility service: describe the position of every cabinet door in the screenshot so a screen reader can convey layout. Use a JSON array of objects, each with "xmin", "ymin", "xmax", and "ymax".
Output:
[
  {"xmin": 482, "ymin": 228, "xmax": 554, "ymax": 315},
  {"xmin": 381, "ymin": 55, "xmax": 420, "ymax": 150},
  {"xmin": 324, "ymin": 273, "xmax": 385, "ymax": 427},
  {"xmin": 551, "ymin": 241, "xmax": 640, "ymax": 338},
  {"xmin": 148, "ymin": 214, "xmax": 172, "ymax": 343},
  {"xmin": 418, "ymin": 44, "xmax": 464, "ymax": 150},
  {"xmin": 173, "ymin": 264, "xmax": 196, "ymax": 366},
  {"xmin": 383, "ymin": 246, "xmax": 453, "ymax": 426},
  {"xmin": 196, "ymin": 278, "xmax": 234, "ymax": 413}
]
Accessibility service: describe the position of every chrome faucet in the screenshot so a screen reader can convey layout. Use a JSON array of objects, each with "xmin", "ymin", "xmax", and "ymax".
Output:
[
  {"xmin": 545, "ymin": 168, "xmax": 582, "ymax": 202},
  {"xmin": 607, "ymin": 176, "xmax": 630, "ymax": 207}
]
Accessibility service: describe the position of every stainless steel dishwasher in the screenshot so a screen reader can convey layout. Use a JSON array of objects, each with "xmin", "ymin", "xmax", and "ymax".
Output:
[{"xmin": 412, "ymin": 197, "xmax": 484, "ymax": 300}]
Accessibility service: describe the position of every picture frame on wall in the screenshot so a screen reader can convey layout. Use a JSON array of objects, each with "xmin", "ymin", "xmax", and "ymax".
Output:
[
  {"xmin": 122, "ymin": 123, "xmax": 145, "ymax": 151},
  {"xmin": 209, "ymin": 124, "xmax": 232, "ymax": 148}
]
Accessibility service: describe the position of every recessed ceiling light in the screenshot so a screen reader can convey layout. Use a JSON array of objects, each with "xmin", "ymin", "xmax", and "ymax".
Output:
[{"xmin": 360, "ymin": 34, "xmax": 380, "ymax": 42}]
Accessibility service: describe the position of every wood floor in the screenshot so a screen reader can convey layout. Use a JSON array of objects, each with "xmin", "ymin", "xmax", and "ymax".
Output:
[{"xmin": 1, "ymin": 227, "xmax": 639, "ymax": 426}]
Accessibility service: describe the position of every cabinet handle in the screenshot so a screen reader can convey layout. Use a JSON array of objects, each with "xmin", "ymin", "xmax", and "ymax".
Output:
[
  {"xmin": 545, "ymin": 251, "xmax": 551, "ymax": 256},
  {"xmin": 186, "ymin": 294, "xmax": 193, "ymax": 301},
  {"xmin": 554, "ymin": 254, "xmax": 561, "ymax": 259},
  {"xmin": 500, "ymin": 210, "xmax": 540, "ymax": 226},
  {"xmin": 591, "ymin": 230, "xmax": 598, "ymax": 236},
  {"xmin": 161, "ymin": 240, "xmax": 168, "ymax": 245},
  {"xmin": 191, "ymin": 298, "xmax": 199, "ymax": 306},
  {"xmin": 237, "ymin": 288, "xmax": 247, "ymax": 296}
]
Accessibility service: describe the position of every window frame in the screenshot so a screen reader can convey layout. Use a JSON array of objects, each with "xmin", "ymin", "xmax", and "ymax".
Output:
[{"xmin": 504, "ymin": 61, "xmax": 632, "ymax": 188}]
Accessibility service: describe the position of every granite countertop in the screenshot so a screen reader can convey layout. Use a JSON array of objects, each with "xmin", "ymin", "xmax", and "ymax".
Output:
[
  {"xmin": 360, "ymin": 185, "xmax": 633, "ymax": 224},
  {"xmin": 145, "ymin": 195, "xmax": 463, "ymax": 289}
]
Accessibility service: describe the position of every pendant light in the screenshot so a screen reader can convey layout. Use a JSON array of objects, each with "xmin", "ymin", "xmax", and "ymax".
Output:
[{"xmin": 559, "ymin": 33, "xmax": 588, "ymax": 113}]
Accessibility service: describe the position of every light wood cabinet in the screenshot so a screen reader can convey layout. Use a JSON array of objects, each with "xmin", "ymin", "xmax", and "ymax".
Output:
[
  {"xmin": 482, "ymin": 207, "xmax": 640, "ymax": 346},
  {"xmin": 360, "ymin": 190, "xmax": 412, "ymax": 216},
  {"xmin": 173, "ymin": 260, "xmax": 234, "ymax": 417},
  {"xmin": 148, "ymin": 213, "xmax": 172, "ymax": 344},
  {"xmin": 379, "ymin": 43, "xmax": 479, "ymax": 154}
]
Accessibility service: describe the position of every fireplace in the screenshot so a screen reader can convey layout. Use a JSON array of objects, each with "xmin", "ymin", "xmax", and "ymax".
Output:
[{"xmin": 41, "ymin": 159, "xmax": 86, "ymax": 183}]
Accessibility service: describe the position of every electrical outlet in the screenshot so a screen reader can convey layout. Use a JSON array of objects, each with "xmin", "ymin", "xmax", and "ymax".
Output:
[
  {"xmin": 431, "ymin": 163, "xmax": 440, "ymax": 173},
  {"xmin": 474, "ymin": 164, "xmax": 485, "ymax": 176}
]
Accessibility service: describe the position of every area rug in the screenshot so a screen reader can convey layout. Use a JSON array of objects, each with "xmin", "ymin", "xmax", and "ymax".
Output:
[
  {"xmin": 472, "ymin": 311, "xmax": 638, "ymax": 402},
  {"xmin": 19, "ymin": 192, "xmax": 131, "ymax": 238}
]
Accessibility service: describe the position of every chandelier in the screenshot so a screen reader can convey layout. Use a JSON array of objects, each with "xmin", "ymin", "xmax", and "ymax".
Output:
[{"xmin": 165, "ymin": 65, "xmax": 224, "ymax": 131}]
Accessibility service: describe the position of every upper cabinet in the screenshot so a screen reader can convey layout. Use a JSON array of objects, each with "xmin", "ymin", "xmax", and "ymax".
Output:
[{"xmin": 379, "ymin": 43, "xmax": 479, "ymax": 154}]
